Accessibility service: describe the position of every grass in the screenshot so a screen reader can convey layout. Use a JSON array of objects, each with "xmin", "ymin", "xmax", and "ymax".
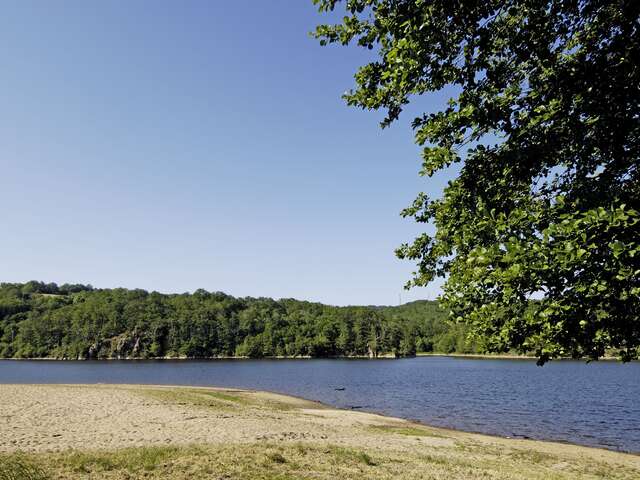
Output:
[
  {"xmin": 139, "ymin": 388, "xmax": 249, "ymax": 411},
  {"xmin": 0, "ymin": 444, "xmax": 396, "ymax": 480},
  {"xmin": 0, "ymin": 455, "xmax": 48, "ymax": 480},
  {"xmin": 139, "ymin": 387, "xmax": 297, "ymax": 412},
  {"xmin": 2, "ymin": 441, "xmax": 638, "ymax": 480},
  {"xmin": 64, "ymin": 446, "xmax": 181, "ymax": 474},
  {"xmin": 368, "ymin": 424, "xmax": 448, "ymax": 438}
]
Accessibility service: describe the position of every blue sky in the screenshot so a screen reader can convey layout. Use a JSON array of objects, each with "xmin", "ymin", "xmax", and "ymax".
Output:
[{"xmin": 1, "ymin": 1, "xmax": 455, "ymax": 305}]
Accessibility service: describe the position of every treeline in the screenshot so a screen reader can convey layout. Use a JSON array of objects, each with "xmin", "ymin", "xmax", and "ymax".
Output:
[{"xmin": 0, "ymin": 281, "xmax": 478, "ymax": 359}]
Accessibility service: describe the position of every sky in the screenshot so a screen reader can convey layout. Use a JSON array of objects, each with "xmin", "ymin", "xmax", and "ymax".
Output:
[{"xmin": 0, "ymin": 0, "xmax": 456, "ymax": 306}]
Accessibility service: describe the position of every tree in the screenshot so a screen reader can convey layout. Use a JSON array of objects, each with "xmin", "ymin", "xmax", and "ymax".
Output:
[{"xmin": 313, "ymin": 0, "xmax": 640, "ymax": 364}]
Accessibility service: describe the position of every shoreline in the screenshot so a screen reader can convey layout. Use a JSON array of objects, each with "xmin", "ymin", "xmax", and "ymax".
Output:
[
  {"xmin": 1, "ymin": 382, "xmax": 638, "ymax": 454},
  {"xmin": 0, "ymin": 352, "xmax": 627, "ymax": 362},
  {"xmin": 32, "ymin": 383, "xmax": 640, "ymax": 455},
  {"xmin": 1, "ymin": 384, "xmax": 638, "ymax": 479}
]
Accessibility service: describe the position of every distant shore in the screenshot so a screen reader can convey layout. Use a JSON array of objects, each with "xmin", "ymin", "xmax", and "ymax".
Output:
[
  {"xmin": 416, "ymin": 352, "xmax": 538, "ymax": 360},
  {"xmin": 1, "ymin": 384, "xmax": 639, "ymax": 479},
  {"xmin": 0, "ymin": 352, "xmax": 625, "ymax": 362},
  {"xmin": 417, "ymin": 352, "xmax": 626, "ymax": 362},
  {"xmin": 0, "ymin": 353, "xmax": 405, "ymax": 361}
]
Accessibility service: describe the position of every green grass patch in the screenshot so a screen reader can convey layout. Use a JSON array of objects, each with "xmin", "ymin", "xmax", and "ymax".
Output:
[
  {"xmin": 0, "ymin": 454, "xmax": 48, "ymax": 480},
  {"xmin": 2, "ymin": 441, "xmax": 639, "ymax": 480},
  {"xmin": 266, "ymin": 452, "xmax": 287, "ymax": 464},
  {"xmin": 139, "ymin": 387, "xmax": 298, "ymax": 413},
  {"xmin": 508, "ymin": 449, "xmax": 558, "ymax": 465},
  {"xmin": 368, "ymin": 424, "xmax": 446, "ymax": 438},
  {"xmin": 139, "ymin": 388, "xmax": 247, "ymax": 411},
  {"xmin": 63, "ymin": 446, "xmax": 181, "ymax": 474},
  {"xmin": 326, "ymin": 446, "xmax": 379, "ymax": 467},
  {"xmin": 0, "ymin": 443, "xmax": 397, "ymax": 480}
]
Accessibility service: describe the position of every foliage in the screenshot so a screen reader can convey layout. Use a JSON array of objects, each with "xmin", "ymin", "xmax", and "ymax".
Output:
[
  {"xmin": 0, "ymin": 281, "xmax": 465, "ymax": 359},
  {"xmin": 313, "ymin": 0, "xmax": 640, "ymax": 364},
  {"xmin": 0, "ymin": 455, "xmax": 48, "ymax": 480}
]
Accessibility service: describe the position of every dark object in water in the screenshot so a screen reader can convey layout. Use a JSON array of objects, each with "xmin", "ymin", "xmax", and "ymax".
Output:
[{"xmin": 334, "ymin": 387, "xmax": 346, "ymax": 391}]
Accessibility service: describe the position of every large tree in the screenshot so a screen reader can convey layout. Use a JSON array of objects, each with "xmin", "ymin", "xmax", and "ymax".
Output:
[{"xmin": 313, "ymin": 0, "xmax": 640, "ymax": 363}]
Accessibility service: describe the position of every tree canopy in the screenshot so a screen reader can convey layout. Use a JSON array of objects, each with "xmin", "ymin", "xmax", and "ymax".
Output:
[
  {"xmin": 313, "ymin": 0, "xmax": 640, "ymax": 363},
  {"xmin": 0, "ymin": 281, "xmax": 469, "ymax": 359}
]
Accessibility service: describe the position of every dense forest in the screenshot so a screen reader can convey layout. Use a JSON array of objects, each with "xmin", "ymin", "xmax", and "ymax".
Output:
[{"xmin": 0, "ymin": 281, "xmax": 478, "ymax": 359}]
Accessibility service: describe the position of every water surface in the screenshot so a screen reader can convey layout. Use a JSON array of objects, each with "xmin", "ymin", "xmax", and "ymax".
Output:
[{"xmin": 1, "ymin": 357, "xmax": 638, "ymax": 452}]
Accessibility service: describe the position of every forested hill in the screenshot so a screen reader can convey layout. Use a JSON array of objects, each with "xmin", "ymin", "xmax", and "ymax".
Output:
[{"xmin": 0, "ymin": 281, "xmax": 477, "ymax": 360}]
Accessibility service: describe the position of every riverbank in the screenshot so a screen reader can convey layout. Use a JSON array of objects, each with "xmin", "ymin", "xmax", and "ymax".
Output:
[
  {"xmin": 4, "ymin": 351, "xmax": 623, "ymax": 361},
  {"xmin": 417, "ymin": 352, "xmax": 627, "ymax": 361},
  {"xmin": 417, "ymin": 352, "xmax": 538, "ymax": 360},
  {"xmin": 1, "ymin": 385, "xmax": 638, "ymax": 479}
]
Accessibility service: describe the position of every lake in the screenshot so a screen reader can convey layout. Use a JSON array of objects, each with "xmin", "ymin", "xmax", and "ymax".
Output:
[{"xmin": 1, "ymin": 356, "xmax": 638, "ymax": 452}]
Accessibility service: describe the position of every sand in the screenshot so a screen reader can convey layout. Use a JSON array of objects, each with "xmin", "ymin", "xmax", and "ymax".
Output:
[
  {"xmin": 1, "ymin": 384, "xmax": 638, "ymax": 479},
  {"xmin": 0, "ymin": 384, "xmax": 445, "ymax": 453}
]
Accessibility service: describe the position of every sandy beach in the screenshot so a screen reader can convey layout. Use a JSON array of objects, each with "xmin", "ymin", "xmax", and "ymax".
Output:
[{"xmin": 1, "ymin": 384, "xmax": 638, "ymax": 479}]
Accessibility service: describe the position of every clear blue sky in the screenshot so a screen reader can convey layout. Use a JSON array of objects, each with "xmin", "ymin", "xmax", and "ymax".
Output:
[{"xmin": 1, "ymin": 0, "xmax": 454, "ymax": 305}]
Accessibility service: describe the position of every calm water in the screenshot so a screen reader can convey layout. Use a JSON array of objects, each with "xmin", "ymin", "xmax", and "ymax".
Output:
[{"xmin": 1, "ymin": 357, "xmax": 638, "ymax": 452}]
